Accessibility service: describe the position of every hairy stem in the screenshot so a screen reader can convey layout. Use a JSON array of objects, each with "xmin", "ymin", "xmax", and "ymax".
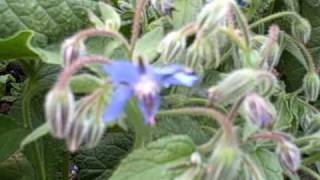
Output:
[
  {"xmin": 72, "ymin": 28, "xmax": 131, "ymax": 57},
  {"xmin": 22, "ymin": 78, "xmax": 46, "ymax": 180},
  {"xmin": 131, "ymin": 0, "xmax": 147, "ymax": 48},
  {"xmin": 56, "ymin": 56, "xmax": 111, "ymax": 89},
  {"xmin": 250, "ymin": 11, "xmax": 301, "ymax": 29},
  {"xmin": 300, "ymin": 165, "xmax": 320, "ymax": 180}
]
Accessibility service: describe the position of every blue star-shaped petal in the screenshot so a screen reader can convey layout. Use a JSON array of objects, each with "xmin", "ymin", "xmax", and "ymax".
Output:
[{"xmin": 102, "ymin": 60, "xmax": 199, "ymax": 125}]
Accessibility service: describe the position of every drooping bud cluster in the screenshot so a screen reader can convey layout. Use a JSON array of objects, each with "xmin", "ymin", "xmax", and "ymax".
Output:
[
  {"xmin": 276, "ymin": 141, "xmax": 301, "ymax": 173},
  {"xmin": 243, "ymin": 93, "xmax": 276, "ymax": 128},
  {"xmin": 303, "ymin": 71, "xmax": 320, "ymax": 102}
]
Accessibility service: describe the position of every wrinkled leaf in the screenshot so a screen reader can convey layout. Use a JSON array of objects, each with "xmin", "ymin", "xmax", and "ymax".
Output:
[
  {"xmin": 133, "ymin": 27, "xmax": 164, "ymax": 61},
  {"xmin": 110, "ymin": 135, "xmax": 196, "ymax": 180},
  {"xmin": 251, "ymin": 149, "xmax": 284, "ymax": 180},
  {"xmin": 0, "ymin": 0, "xmax": 97, "ymax": 43},
  {"xmin": 73, "ymin": 128, "xmax": 134, "ymax": 180},
  {"xmin": 0, "ymin": 31, "xmax": 39, "ymax": 60},
  {"xmin": 172, "ymin": 0, "xmax": 203, "ymax": 28}
]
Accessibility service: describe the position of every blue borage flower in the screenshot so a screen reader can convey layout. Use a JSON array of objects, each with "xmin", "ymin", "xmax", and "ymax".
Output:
[{"xmin": 102, "ymin": 60, "xmax": 199, "ymax": 125}]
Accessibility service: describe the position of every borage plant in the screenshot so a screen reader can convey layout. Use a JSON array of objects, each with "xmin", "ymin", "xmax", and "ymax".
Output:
[{"xmin": 1, "ymin": 0, "xmax": 320, "ymax": 179}]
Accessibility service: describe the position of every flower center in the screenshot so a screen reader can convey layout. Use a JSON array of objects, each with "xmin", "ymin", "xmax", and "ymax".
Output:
[{"xmin": 134, "ymin": 76, "xmax": 160, "ymax": 98}]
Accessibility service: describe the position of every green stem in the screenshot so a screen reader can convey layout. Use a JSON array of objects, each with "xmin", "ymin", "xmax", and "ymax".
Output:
[
  {"xmin": 62, "ymin": 151, "xmax": 70, "ymax": 180},
  {"xmin": 284, "ymin": 33, "xmax": 316, "ymax": 72},
  {"xmin": 303, "ymin": 153, "xmax": 320, "ymax": 165},
  {"xmin": 232, "ymin": 3, "xmax": 250, "ymax": 48},
  {"xmin": 300, "ymin": 165, "xmax": 320, "ymax": 180},
  {"xmin": 294, "ymin": 135, "xmax": 320, "ymax": 145},
  {"xmin": 250, "ymin": 11, "xmax": 301, "ymax": 29},
  {"xmin": 22, "ymin": 79, "xmax": 46, "ymax": 180}
]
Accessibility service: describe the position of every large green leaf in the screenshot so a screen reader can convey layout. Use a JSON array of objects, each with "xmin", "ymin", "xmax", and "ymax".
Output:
[
  {"xmin": 133, "ymin": 27, "xmax": 164, "ymax": 61},
  {"xmin": 0, "ymin": 0, "xmax": 97, "ymax": 43},
  {"xmin": 0, "ymin": 115, "xmax": 29, "ymax": 162},
  {"xmin": 301, "ymin": 1, "xmax": 320, "ymax": 64},
  {"xmin": 251, "ymin": 149, "xmax": 284, "ymax": 180},
  {"xmin": 0, "ymin": 155, "xmax": 34, "ymax": 180},
  {"xmin": 110, "ymin": 135, "xmax": 196, "ymax": 180},
  {"xmin": 73, "ymin": 128, "xmax": 134, "ymax": 180},
  {"xmin": 152, "ymin": 115, "xmax": 211, "ymax": 145},
  {"xmin": 172, "ymin": 0, "xmax": 203, "ymax": 29},
  {"xmin": 0, "ymin": 31, "xmax": 39, "ymax": 60}
]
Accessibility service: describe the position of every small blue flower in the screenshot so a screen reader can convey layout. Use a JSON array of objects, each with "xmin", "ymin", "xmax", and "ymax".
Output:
[{"xmin": 102, "ymin": 60, "xmax": 199, "ymax": 125}]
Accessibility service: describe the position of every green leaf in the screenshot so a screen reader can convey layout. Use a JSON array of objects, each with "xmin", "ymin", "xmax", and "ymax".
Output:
[
  {"xmin": 0, "ymin": 31, "xmax": 39, "ymax": 60},
  {"xmin": 73, "ymin": 128, "xmax": 134, "ymax": 180},
  {"xmin": 70, "ymin": 74, "xmax": 104, "ymax": 94},
  {"xmin": 251, "ymin": 149, "xmax": 284, "ymax": 180},
  {"xmin": 20, "ymin": 123, "xmax": 50, "ymax": 149},
  {"xmin": 172, "ymin": 0, "xmax": 203, "ymax": 29},
  {"xmin": 133, "ymin": 27, "xmax": 164, "ymax": 61},
  {"xmin": 0, "ymin": 0, "xmax": 97, "ymax": 43},
  {"xmin": 99, "ymin": 2, "xmax": 121, "ymax": 30},
  {"xmin": 0, "ymin": 115, "xmax": 29, "ymax": 162},
  {"xmin": 0, "ymin": 155, "xmax": 34, "ymax": 180},
  {"xmin": 152, "ymin": 116, "xmax": 211, "ymax": 145},
  {"xmin": 110, "ymin": 135, "xmax": 196, "ymax": 180}
]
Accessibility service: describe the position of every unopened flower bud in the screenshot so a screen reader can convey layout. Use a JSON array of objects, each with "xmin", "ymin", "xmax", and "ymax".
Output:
[
  {"xmin": 207, "ymin": 141, "xmax": 240, "ymax": 180},
  {"xmin": 66, "ymin": 119, "xmax": 90, "ymax": 152},
  {"xmin": 303, "ymin": 72, "xmax": 320, "ymax": 102},
  {"xmin": 243, "ymin": 93, "xmax": 276, "ymax": 128},
  {"xmin": 85, "ymin": 121, "xmax": 106, "ymax": 148},
  {"xmin": 208, "ymin": 69, "xmax": 276, "ymax": 105},
  {"xmin": 292, "ymin": 18, "xmax": 311, "ymax": 44},
  {"xmin": 159, "ymin": 30, "xmax": 186, "ymax": 63},
  {"xmin": 151, "ymin": 0, "xmax": 175, "ymax": 16},
  {"xmin": 197, "ymin": 0, "xmax": 233, "ymax": 30},
  {"xmin": 277, "ymin": 141, "xmax": 301, "ymax": 173},
  {"xmin": 61, "ymin": 37, "xmax": 86, "ymax": 67},
  {"xmin": 45, "ymin": 87, "xmax": 75, "ymax": 139},
  {"xmin": 306, "ymin": 113, "xmax": 320, "ymax": 134}
]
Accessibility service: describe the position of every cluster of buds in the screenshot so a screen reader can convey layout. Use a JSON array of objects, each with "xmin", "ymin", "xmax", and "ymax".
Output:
[
  {"xmin": 243, "ymin": 93, "xmax": 276, "ymax": 128},
  {"xmin": 303, "ymin": 71, "xmax": 320, "ymax": 102},
  {"xmin": 45, "ymin": 84, "xmax": 107, "ymax": 152},
  {"xmin": 45, "ymin": 30, "xmax": 111, "ymax": 152}
]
